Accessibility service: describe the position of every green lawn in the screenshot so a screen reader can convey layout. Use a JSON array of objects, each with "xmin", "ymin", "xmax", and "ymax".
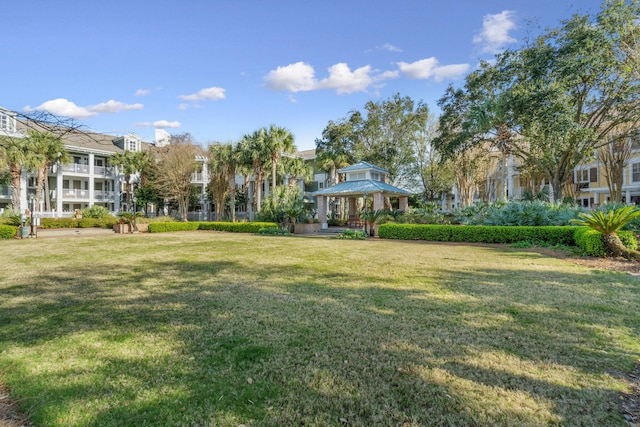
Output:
[{"xmin": 1, "ymin": 232, "xmax": 638, "ymax": 426}]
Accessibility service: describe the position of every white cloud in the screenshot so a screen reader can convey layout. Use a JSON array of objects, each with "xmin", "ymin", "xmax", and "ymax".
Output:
[
  {"xmin": 264, "ymin": 62, "xmax": 317, "ymax": 92},
  {"xmin": 379, "ymin": 43, "xmax": 402, "ymax": 53},
  {"xmin": 265, "ymin": 62, "xmax": 396, "ymax": 95},
  {"xmin": 432, "ymin": 63, "xmax": 471, "ymax": 82},
  {"xmin": 397, "ymin": 58, "xmax": 469, "ymax": 81},
  {"xmin": 396, "ymin": 58, "xmax": 439, "ymax": 79},
  {"xmin": 136, "ymin": 120, "xmax": 181, "ymax": 128},
  {"xmin": 178, "ymin": 103, "xmax": 189, "ymax": 111},
  {"xmin": 89, "ymin": 100, "xmax": 144, "ymax": 114},
  {"xmin": 24, "ymin": 98, "xmax": 144, "ymax": 119},
  {"xmin": 24, "ymin": 98, "xmax": 96, "ymax": 119},
  {"xmin": 473, "ymin": 10, "xmax": 517, "ymax": 54},
  {"xmin": 135, "ymin": 89, "xmax": 151, "ymax": 97},
  {"xmin": 178, "ymin": 86, "xmax": 226, "ymax": 101},
  {"xmin": 317, "ymin": 63, "xmax": 373, "ymax": 94}
]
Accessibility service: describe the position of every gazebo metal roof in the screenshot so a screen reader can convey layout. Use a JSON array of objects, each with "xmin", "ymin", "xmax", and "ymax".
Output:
[
  {"xmin": 311, "ymin": 179, "xmax": 413, "ymax": 197},
  {"xmin": 338, "ymin": 161, "xmax": 389, "ymax": 174}
]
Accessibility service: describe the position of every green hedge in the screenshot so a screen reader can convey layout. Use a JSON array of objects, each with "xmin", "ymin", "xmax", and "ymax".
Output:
[
  {"xmin": 148, "ymin": 221, "xmax": 278, "ymax": 233},
  {"xmin": 573, "ymin": 228, "xmax": 638, "ymax": 257},
  {"xmin": 0, "ymin": 225, "xmax": 17, "ymax": 239},
  {"xmin": 378, "ymin": 224, "xmax": 580, "ymax": 245},
  {"xmin": 197, "ymin": 222, "xmax": 278, "ymax": 233},
  {"xmin": 40, "ymin": 217, "xmax": 118, "ymax": 229}
]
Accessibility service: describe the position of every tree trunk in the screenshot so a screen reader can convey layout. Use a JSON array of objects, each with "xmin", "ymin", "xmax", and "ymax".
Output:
[
  {"xmin": 604, "ymin": 232, "xmax": 640, "ymax": 261},
  {"xmin": 9, "ymin": 163, "xmax": 21, "ymax": 210}
]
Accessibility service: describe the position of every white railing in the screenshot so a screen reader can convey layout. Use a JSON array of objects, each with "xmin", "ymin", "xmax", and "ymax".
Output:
[
  {"xmin": 94, "ymin": 166, "xmax": 116, "ymax": 177},
  {"xmin": 94, "ymin": 191, "xmax": 116, "ymax": 201},
  {"xmin": 61, "ymin": 189, "xmax": 90, "ymax": 199},
  {"xmin": 191, "ymin": 172, "xmax": 206, "ymax": 182},
  {"xmin": 62, "ymin": 164, "xmax": 90, "ymax": 174}
]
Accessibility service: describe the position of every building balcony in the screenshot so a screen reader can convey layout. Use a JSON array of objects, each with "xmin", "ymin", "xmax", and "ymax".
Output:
[
  {"xmin": 61, "ymin": 189, "xmax": 90, "ymax": 199},
  {"xmin": 191, "ymin": 172, "xmax": 207, "ymax": 183},
  {"xmin": 62, "ymin": 164, "xmax": 90, "ymax": 174},
  {"xmin": 94, "ymin": 191, "xmax": 116, "ymax": 202},
  {"xmin": 94, "ymin": 166, "xmax": 116, "ymax": 177}
]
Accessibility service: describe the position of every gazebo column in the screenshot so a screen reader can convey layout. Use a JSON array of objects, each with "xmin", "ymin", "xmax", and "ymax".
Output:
[
  {"xmin": 373, "ymin": 192, "xmax": 384, "ymax": 211},
  {"xmin": 348, "ymin": 197, "xmax": 357, "ymax": 217},
  {"xmin": 317, "ymin": 195, "xmax": 328, "ymax": 229},
  {"xmin": 399, "ymin": 196, "xmax": 409, "ymax": 212}
]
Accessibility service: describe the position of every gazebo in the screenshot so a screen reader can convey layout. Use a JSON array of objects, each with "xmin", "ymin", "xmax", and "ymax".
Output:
[{"xmin": 312, "ymin": 161, "xmax": 413, "ymax": 229}]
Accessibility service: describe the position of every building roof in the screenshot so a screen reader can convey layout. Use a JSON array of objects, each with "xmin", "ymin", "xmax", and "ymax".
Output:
[
  {"xmin": 338, "ymin": 161, "xmax": 389, "ymax": 174},
  {"xmin": 295, "ymin": 148, "xmax": 316, "ymax": 160},
  {"xmin": 311, "ymin": 179, "xmax": 413, "ymax": 197}
]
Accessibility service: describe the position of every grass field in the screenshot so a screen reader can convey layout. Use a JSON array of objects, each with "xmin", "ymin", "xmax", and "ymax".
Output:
[{"xmin": 1, "ymin": 232, "xmax": 639, "ymax": 426}]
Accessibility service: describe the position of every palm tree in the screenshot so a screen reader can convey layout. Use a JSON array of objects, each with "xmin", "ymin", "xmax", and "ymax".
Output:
[
  {"xmin": 0, "ymin": 136, "xmax": 39, "ymax": 210},
  {"xmin": 284, "ymin": 156, "xmax": 313, "ymax": 190},
  {"xmin": 28, "ymin": 130, "xmax": 70, "ymax": 212},
  {"xmin": 208, "ymin": 142, "xmax": 240, "ymax": 221},
  {"xmin": 264, "ymin": 125, "xmax": 296, "ymax": 188},
  {"xmin": 240, "ymin": 129, "xmax": 270, "ymax": 213},
  {"xmin": 572, "ymin": 206, "xmax": 640, "ymax": 261},
  {"xmin": 110, "ymin": 150, "xmax": 148, "ymax": 211}
]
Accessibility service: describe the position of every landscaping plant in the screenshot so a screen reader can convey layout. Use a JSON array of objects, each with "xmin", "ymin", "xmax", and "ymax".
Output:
[{"xmin": 572, "ymin": 205, "xmax": 640, "ymax": 261}]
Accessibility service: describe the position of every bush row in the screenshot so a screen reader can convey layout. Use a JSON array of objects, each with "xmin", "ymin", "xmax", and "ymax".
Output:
[
  {"xmin": 148, "ymin": 221, "xmax": 278, "ymax": 233},
  {"xmin": 40, "ymin": 217, "xmax": 119, "ymax": 229},
  {"xmin": 378, "ymin": 224, "xmax": 580, "ymax": 245},
  {"xmin": 573, "ymin": 228, "xmax": 637, "ymax": 257},
  {"xmin": 0, "ymin": 225, "xmax": 17, "ymax": 239}
]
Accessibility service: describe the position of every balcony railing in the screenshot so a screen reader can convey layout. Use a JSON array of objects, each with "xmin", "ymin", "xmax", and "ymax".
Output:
[
  {"xmin": 191, "ymin": 172, "xmax": 206, "ymax": 182},
  {"xmin": 61, "ymin": 189, "xmax": 90, "ymax": 199},
  {"xmin": 94, "ymin": 166, "xmax": 116, "ymax": 177},
  {"xmin": 62, "ymin": 164, "xmax": 90, "ymax": 174},
  {"xmin": 94, "ymin": 191, "xmax": 116, "ymax": 201}
]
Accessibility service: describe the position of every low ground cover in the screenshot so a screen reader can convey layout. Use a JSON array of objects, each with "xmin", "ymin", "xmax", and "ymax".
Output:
[{"xmin": 0, "ymin": 233, "xmax": 638, "ymax": 426}]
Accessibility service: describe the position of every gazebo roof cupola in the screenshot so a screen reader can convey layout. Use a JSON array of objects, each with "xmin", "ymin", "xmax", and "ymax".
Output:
[{"xmin": 339, "ymin": 161, "xmax": 388, "ymax": 183}]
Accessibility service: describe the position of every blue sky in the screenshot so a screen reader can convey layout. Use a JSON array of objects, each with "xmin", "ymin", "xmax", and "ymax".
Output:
[{"xmin": 3, "ymin": 0, "xmax": 604, "ymax": 151}]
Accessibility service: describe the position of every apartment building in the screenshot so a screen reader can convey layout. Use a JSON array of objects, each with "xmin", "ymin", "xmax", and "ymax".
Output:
[{"xmin": 0, "ymin": 108, "xmax": 209, "ymax": 218}]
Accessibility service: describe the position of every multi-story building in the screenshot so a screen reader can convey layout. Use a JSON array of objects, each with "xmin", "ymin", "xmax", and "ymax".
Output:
[{"xmin": 0, "ymin": 108, "xmax": 209, "ymax": 218}]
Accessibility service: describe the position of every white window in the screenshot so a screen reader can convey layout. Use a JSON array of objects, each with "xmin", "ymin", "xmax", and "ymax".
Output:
[
  {"xmin": 319, "ymin": 182, "xmax": 324, "ymax": 189},
  {"xmin": 371, "ymin": 173, "xmax": 380, "ymax": 181},
  {"xmin": 128, "ymin": 140, "xmax": 138, "ymax": 152},
  {"xmin": 0, "ymin": 113, "xmax": 15, "ymax": 132},
  {"xmin": 632, "ymin": 163, "xmax": 640, "ymax": 182}
]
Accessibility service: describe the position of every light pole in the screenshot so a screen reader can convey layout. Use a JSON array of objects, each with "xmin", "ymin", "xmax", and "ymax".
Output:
[
  {"xmin": 29, "ymin": 194, "xmax": 36, "ymax": 238},
  {"xmin": 132, "ymin": 193, "xmax": 138, "ymax": 233}
]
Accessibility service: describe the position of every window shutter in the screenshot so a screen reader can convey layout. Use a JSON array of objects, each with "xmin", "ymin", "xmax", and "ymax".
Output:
[{"xmin": 590, "ymin": 167, "xmax": 598, "ymax": 183}]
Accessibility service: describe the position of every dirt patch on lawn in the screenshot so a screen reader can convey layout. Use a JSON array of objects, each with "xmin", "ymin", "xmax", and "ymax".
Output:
[{"xmin": 0, "ymin": 384, "xmax": 31, "ymax": 427}]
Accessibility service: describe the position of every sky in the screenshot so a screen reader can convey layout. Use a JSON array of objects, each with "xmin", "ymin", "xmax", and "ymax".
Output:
[{"xmin": 3, "ymin": 0, "xmax": 606, "ymax": 151}]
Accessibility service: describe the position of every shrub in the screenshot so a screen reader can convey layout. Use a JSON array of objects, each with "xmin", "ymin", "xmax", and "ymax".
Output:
[
  {"xmin": 378, "ymin": 224, "xmax": 580, "ymax": 246},
  {"xmin": 327, "ymin": 218, "xmax": 347, "ymax": 227},
  {"xmin": 40, "ymin": 218, "xmax": 78, "ymax": 229},
  {"xmin": 333, "ymin": 229, "xmax": 366, "ymax": 240},
  {"xmin": 453, "ymin": 200, "xmax": 583, "ymax": 226},
  {"xmin": 198, "ymin": 222, "xmax": 278, "ymax": 233},
  {"xmin": 148, "ymin": 221, "xmax": 278, "ymax": 233},
  {"xmin": 0, "ymin": 225, "xmax": 17, "ymax": 239},
  {"xmin": 147, "ymin": 222, "xmax": 200, "ymax": 233},
  {"xmin": 573, "ymin": 227, "xmax": 638, "ymax": 257},
  {"xmin": 81, "ymin": 205, "xmax": 111, "ymax": 219}
]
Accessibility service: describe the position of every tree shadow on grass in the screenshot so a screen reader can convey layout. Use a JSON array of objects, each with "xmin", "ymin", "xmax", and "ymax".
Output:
[{"xmin": 0, "ymin": 248, "xmax": 638, "ymax": 425}]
